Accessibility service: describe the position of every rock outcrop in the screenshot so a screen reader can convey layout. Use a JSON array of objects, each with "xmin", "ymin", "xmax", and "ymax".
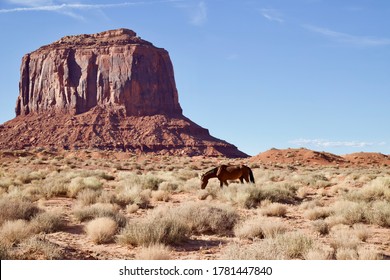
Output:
[
  {"xmin": 1, "ymin": 29, "xmax": 248, "ymax": 158},
  {"xmin": 16, "ymin": 28, "xmax": 182, "ymax": 117}
]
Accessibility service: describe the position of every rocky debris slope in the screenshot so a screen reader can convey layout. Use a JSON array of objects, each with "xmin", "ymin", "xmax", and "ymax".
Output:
[{"xmin": 1, "ymin": 29, "xmax": 247, "ymax": 158}]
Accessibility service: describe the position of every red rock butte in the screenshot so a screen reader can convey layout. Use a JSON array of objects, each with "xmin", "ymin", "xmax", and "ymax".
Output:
[{"xmin": 0, "ymin": 28, "xmax": 248, "ymax": 158}]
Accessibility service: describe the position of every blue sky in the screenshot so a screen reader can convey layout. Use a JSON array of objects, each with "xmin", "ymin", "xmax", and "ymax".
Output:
[{"xmin": 0, "ymin": 0, "xmax": 389, "ymax": 156}]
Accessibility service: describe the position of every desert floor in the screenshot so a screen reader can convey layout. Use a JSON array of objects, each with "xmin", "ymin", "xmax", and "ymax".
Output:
[{"xmin": 0, "ymin": 149, "xmax": 389, "ymax": 260}]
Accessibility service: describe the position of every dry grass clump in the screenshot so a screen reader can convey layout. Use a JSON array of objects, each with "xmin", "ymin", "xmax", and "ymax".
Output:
[
  {"xmin": 311, "ymin": 220, "xmax": 330, "ymax": 235},
  {"xmin": 86, "ymin": 217, "xmax": 118, "ymax": 244},
  {"xmin": 67, "ymin": 176, "xmax": 103, "ymax": 198},
  {"xmin": 0, "ymin": 220, "xmax": 33, "ymax": 246},
  {"xmin": 17, "ymin": 236, "xmax": 64, "ymax": 260},
  {"xmin": 357, "ymin": 247, "xmax": 382, "ymax": 260},
  {"xmin": 136, "ymin": 244, "xmax": 172, "ymax": 260},
  {"xmin": 152, "ymin": 190, "xmax": 170, "ymax": 202},
  {"xmin": 220, "ymin": 182, "xmax": 298, "ymax": 209},
  {"xmin": 174, "ymin": 202, "xmax": 238, "ymax": 236},
  {"xmin": 118, "ymin": 209, "xmax": 189, "ymax": 246},
  {"xmin": 330, "ymin": 225, "xmax": 361, "ymax": 250},
  {"xmin": 304, "ymin": 206, "xmax": 332, "ymax": 220},
  {"xmin": 304, "ymin": 247, "xmax": 333, "ymax": 260},
  {"xmin": 0, "ymin": 198, "xmax": 40, "ymax": 225},
  {"xmin": 29, "ymin": 211, "xmax": 65, "ymax": 234},
  {"xmin": 223, "ymin": 232, "xmax": 313, "ymax": 260},
  {"xmin": 346, "ymin": 176, "xmax": 390, "ymax": 202},
  {"xmin": 73, "ymin": 203, "xmax": 126, "ymax": 227},
  {"xmin": 329, "ymin": 199, "xmax": 390, "ymax": 227},
  {"xmin": 329, "ymin": 200, "xmax": 366, "ymax": 225},
  {"xmin": 0, "ymin": 244, "xmax": 12, "ymax": 259},
  {"xmin": 364, "ymin": 200, "xmax": 390, "ymax": 227},
  {"xmin": 76, "ymin": 189, "xmax": 101, "ymax": 206},
  {"xmin": 234, "ymin": 217, "xmax": 287, "ymax": 240},
  {"xmin": 260, "ymin": 202, "xmax": 288, "ymax": 217}
]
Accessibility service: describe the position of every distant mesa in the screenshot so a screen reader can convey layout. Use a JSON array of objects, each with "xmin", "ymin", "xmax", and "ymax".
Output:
[
  {"xmin": 0, "ymin": 28, "xmax": 248, "ymax": 158},
  {"xmin": 249, "ymin": 148, "xmax": 390, "ymax": 167}
]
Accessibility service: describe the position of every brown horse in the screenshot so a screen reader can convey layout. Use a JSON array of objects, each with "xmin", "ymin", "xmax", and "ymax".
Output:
[{"xmin": 201, "ymin": 164, "xmax": 255, "ymax": 189}]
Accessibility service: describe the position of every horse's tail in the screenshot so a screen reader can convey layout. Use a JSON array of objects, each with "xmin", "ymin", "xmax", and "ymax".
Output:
[{"xmin": 249, "ymin": 168, "xmax": 255, "ymax": 184}]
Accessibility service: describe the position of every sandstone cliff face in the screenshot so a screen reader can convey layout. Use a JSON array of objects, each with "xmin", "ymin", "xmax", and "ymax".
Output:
[
  {"xmin": 1, "ymin": 29, "xmax": 248, "ymax": 158},
  {"xmin": 16, "ymin": 29, "xmax": 182, "ymax": 116}
]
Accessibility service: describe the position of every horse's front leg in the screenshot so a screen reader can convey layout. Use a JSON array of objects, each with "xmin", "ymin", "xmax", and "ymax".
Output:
[{"xmin": 219, "ymin": 180, "xmax": 223, "ymax": 188}]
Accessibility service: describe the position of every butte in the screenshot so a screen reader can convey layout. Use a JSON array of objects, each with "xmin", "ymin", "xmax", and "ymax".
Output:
[{"xmin": 0, "ymin": 28, "xmax": 248, "ymax": 158}]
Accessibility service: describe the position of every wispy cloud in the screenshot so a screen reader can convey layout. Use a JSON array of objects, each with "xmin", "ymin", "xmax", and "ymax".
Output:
[
  {"xmin": 260, "ymin": 8, "xmax": 284, "ymax": 23},
  {"xmin": 303, "ymin": 24, "xmax": 390, "ymax": 47},
  {"xmin": 290, "ymin": 138, "xmax": 386, "ymax": 149},
  {"xmin": 1, "ymin": 1, "xmax": 182, "ymax": 16},
  {"xmin": 189, "ymin": 1, "xmax": 207, "ymax": 26}
]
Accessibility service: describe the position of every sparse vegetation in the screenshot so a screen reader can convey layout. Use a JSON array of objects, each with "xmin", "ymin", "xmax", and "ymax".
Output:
[
  {"xmin": 86, "ymin": 217, "xmax": 118, "ymax": 244},
  {"xmin": 0, "ymin": 151, "xmax": 389, "ymax": 259}
]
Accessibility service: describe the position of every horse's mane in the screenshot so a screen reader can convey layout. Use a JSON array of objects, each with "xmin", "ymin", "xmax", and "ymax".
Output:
[{"xmin": 204, "ymin": 167, "xmax": 218, "ymax": 177}]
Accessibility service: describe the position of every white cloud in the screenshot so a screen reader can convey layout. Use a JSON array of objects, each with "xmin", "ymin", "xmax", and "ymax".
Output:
[
  {"xmin": 190, "ymin": 1, "xmax": 207, "ymax": 26},
  {"xmin": 5, "ymin": 0, "xmax": 53, "ymax": 5},
  {"xmin": 303, "ymin": 24, "xmax": 390, "ymax": 47},
  {"xmin": 260, "ymin": 8, "xmax": 284, "ymax": 23},
  {"xmin": 290, "ymin": 138, "xmax": 386, "ymax": 148},
  {"xmin": 1, "ymin": 1, "xmax": 183, "ymax": 16}
]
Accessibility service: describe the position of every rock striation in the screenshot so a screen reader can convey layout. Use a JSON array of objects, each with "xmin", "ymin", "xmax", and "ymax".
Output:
[
  {"xmin": 1, "ymin": 29, "xmax": 248, "ymax": 157},
  {"xmin": 16, "ymin": 28, "xmax": 182, "ymax": 117}
]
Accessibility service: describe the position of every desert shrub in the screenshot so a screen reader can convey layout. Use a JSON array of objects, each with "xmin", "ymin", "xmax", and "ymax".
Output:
[
  {"xmin": 117, "ymin": 172, "xmax": 163, "ymax": 191},
  {"xmin": 222, "ymin": 232, "xmax": 313, "ymax": 260},
  {"xmin": 234, "ymin": 217, "xmax": 287, "ymax": 240},
  {"xmin": 0, "ymin": 199, "xmax": 40, "ymax": 225},
  {"xmin": 177, "ymin": 169, "xmax": 198, "ymax": 181},
  {"xmin": 76, "ymin": 189, "xmax": 101, "ymax": 206},
  {"xmin": 159, "ymin": 181, "xmax": 179, "ymax": 192},
  {"xmin": 73, "ymin": 203, "xmax": 126, "ymax": 227},
  {"xmin": 0, "ymin": 220, "xmax": 33, "ymax": 246},
  {"xmin": 304, "ymin": 206, "xmax": 332, "ymax": 220},
  {"xmin": 219, "ymin": 184, "xmax": 262, "ymax": 208},
  {"xmin": 352, "ymin": 224, "xmax": 370, "ymax": 242},
  {"xmin": 0, "ymin": 177, "xmax": 13, "ymax": 190},
  {"xmin": 364, "ymin": 200, "xmax": 390, "ymax": 227},
  {"xmin": 141, "ymin": 175, "xmax": 164, "ymax": 191},
  {"xmin": 305, "ymin": 247, "xmax": 333, "ymax": 260},
  {"xmin": 174, "ymin": 202, "xmax": 238, "ymax": 236},
  {"xmin": 118, "ymin": 210, "xmax": 189, "ymax": 246},
  {"xmin": 67, "ymin": 176, "xmax": 103, "ymax": 198},
  {"xmin": 346, "ymin": 177, "xmax": 390, "ymax": 202},
  {"xmin": 336, "ymin": 248, "xmax": 358, "ymax": 260},
  {"xmin": 0, "ymin": 244, "xmax": 12, "ymax": 260},
  {"xmin": 272, "ymin": 232, "xmax": 314, "ymax": 259},
  {"xmin": 152, "ymin": 190, "xmax": 170, "ymax": 202},
  {"xmin": 329, "ymin": 225, "xmax": 361, "ymax": 250},
  {"xmin": 115, "ymin": 185, "xmax": 151, "ymax": 208},
  {"xmin": 86, "ymin": 217, "xmax": 118, "ymax": 244},
  {"xmin": 330, "ymin": 200, "xmax": 366, "ymax": 225},
  {"xmin": 29, "ymin": 211, "xmax": 65, "ymax": 234},
  {"xmin": 18, "ymin": 236, "xmax": 63, "ymax": 260},
  {"xmin": 220, "ymin": 182, "xmax": 298, "ymax": 209},
  {"xmin": 260, "ymin": 202, "xmax": 287, "ymax": 217},
  {"xmin": 357, "ymin": 247, "xmax": 382, "ymax": 260},
  {"xmin": 136, "ymin": 244, "xmax": 172, "ymax": 260},
  {"xmin": 311, "ymin": 220, "xmax": 330, "ymax": 235}
]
